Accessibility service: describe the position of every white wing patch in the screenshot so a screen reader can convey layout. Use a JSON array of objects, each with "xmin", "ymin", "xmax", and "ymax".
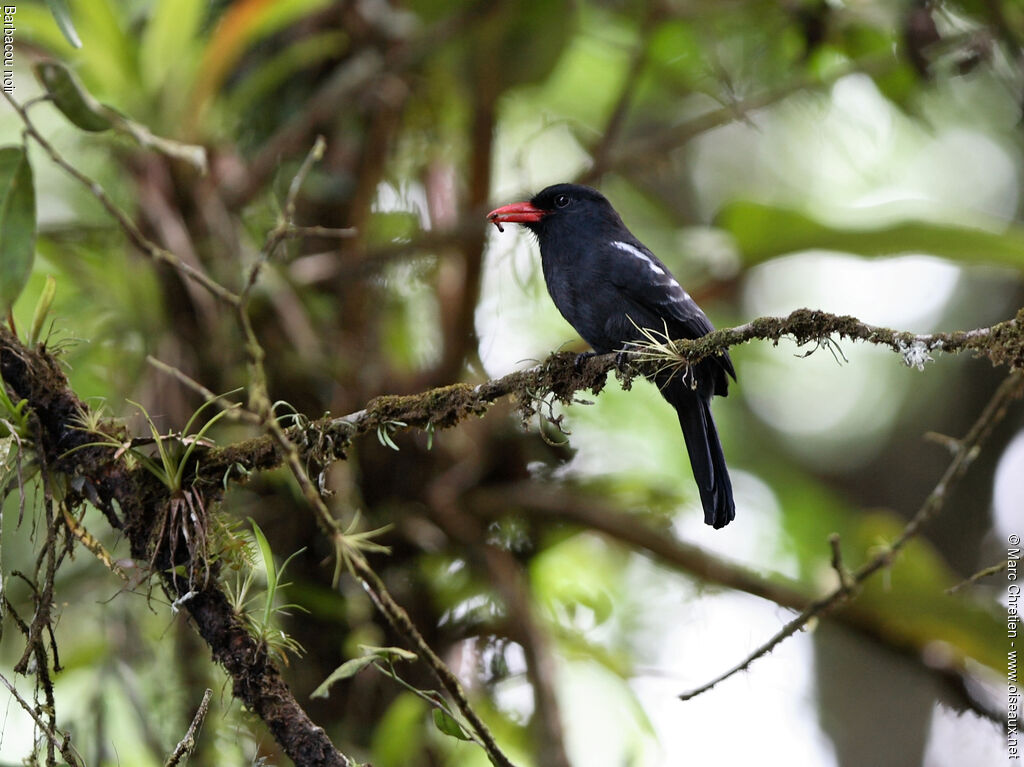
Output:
[
  {"xmin": 611, "ymin": 241, "xmax": 665, "ymax": 276},
  {"xmin": 611, "ymin": 241, "xmax": 690, "ymax": 298}
]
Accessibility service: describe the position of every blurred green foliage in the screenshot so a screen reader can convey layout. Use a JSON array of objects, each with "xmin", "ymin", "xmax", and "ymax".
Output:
[
  {"xmin": 0, "ymin": 0, "xmax": 1020, "ymax": 765},
  {"xmin": 0, "ymin": 146, "xmax": 35, "ymax": 315}
]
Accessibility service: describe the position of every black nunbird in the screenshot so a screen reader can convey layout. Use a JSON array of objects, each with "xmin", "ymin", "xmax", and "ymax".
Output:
[{"xmin": 488, "ymin": 183, "xmax": 736, "ymax": 528}]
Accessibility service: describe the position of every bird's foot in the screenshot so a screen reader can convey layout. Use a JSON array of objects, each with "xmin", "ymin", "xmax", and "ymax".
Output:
[
  {"xmin": 573, "ymin": 351, "xmax": 600, "ymax": 373},
  {"xmin": 574, "ymin": 350, "xmax": 633, "ymax": 375},
  {"xmin": 613, "ymin": 350, "xmax": 632, "ymax": 373}
]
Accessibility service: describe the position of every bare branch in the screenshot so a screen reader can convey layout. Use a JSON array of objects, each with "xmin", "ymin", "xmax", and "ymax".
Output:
[
  {"xmin": 349, "ymin": 554, "xmax": 517, "ymax": 767},
  {"xmin": 580, "ymin": 52, "xmax": 899, "ymax": 184},
  {"xmin": 224, "ymin": 146, "xmax": 519, "ymax": 766},
  {"xmin": 947, "ymin": 559, "xmax": 1011, "ymax": 594},
  {"xmin": 678, "ymin": 369, "xmax": 1024, "ymax": 701},
  {"xmin": 468, "ymin": 482, "xmax": 1002, "ymax": 721},
  {"xmin": 829, "ymin": 533, "xmax": 854, "ymax": 592},
  {"xmin": 242, "ymin": 136, "xmax": 340, "ymax": 301},
  {"xmin": 2, "ymin": 92, "xmax": 240, "ymax": 306},
  {"xmin": 0, "ymin": 672, "xmax": 83, "ymax": 766},
  {"xmin": 145, "ymin": 356, "xmax": 261, "ymax": 425},
  {"xmin": 164, "ymin": 688, "xmax": 212, "ymax": 767}
]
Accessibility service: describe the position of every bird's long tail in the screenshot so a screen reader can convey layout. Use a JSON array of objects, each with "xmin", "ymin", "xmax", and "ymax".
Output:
[{"xmin": 672, "ymin": 389, "xmax": 735, "ymax": 529}]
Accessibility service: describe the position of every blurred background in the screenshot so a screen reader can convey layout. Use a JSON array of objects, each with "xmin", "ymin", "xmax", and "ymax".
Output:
[{"xmin": 0, "ymin": 0, "xmax": 1021, "ymax": 765}]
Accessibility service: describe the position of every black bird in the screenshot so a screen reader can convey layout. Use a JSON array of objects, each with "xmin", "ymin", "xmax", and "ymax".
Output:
[{"xmin": 487, "ymin": 183, "xmax": 736, "ymax": 528}]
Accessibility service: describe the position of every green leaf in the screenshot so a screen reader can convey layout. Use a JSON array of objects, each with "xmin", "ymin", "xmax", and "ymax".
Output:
[
  {"xmin": 718, "ymin": 200, "xmax": 1024, "ymax": 269},
  {"xmin": 72, "ymin": 0, "xmax": 136, "ymax": 96},
  {"xmin": 0, "ymin": 147, "xmax": 37, "ymax": 314},
  {"xmin": 432, "ymin": 708, "xmax": 472, "ymax": 741},
  {"xmin": 33, "ymin": 61, "xmax": 208, "ymax": 172},
  {"xmin": 28, "ymin": 275, "xmax": 56, "ymax": 348},
  {"xmin": 249, "ymin": 519, "xmax": 278, "ymax": 626},
  {"xmin": 226, "ymin": 31, "xmax": 348, "ymax": 115},
  {"xmin": 9, "ymin": 6, "xmax": 79, "ymax": 54},
  {"xmin": 310, "ymin": 656, "xmax": 378, "ymax": 698},
  {"xmin": 43, "ymin": 0, "xmax": 82, "ymax": 48},
  {"xmin": 33, "ymin": 61, "xmax": 113, "ymax": 131},
  {"xmin": 358, "ymin": 644, "xmax": 418, "ymax": 662},
  {"xmin": 139, "ymin": 0, "xmax": 204, "ymax": 90}
]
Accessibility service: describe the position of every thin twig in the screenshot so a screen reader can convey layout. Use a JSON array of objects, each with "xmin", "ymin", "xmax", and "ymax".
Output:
[
  {"xmin": 242, "ymin": 136, "xmax": 329, "ymax": 301},
  {"xmin": 582, "ymin": 52, "xmax": 899, "ymax": 183},
  {"xmin": 0, "ymin": 672, "xmax": 83, "ymax": 766},
  {"xmin": 145, "ymin": 356, "xmax": 261, "ymax": 425},
  {"xmin": 678, "ymin": 370, "xmax": 1024, "ymax": 701},
  {"xmin": 245, "ymin": 348, "xmax": 516, "ymax": 766},
  {"xmin": 349, "ymin": 554, "xmax": 517, "ymax": 767},
  {"xmin": 428, "ymin": 464, "xmax": 570, "ymax": 767},
  {"xmin": 230, "ymin": 148, "xmax": 517, "ymax": 767},
  {"xmin": 164, "ymin": 688, "xmax": 212, "ymax": 767},
  {"xmin": 829, "ymin": 533, "xmax": 854, "ymax": 591},
  {"xmin": 285, "ymin": 136, "xmax": 326, "ymax": 222},
  {"xmin": 466, "ymin": 481, "xmax": 1003, "ymax": 722},
  {"xmin": 2, "ymin": 92, "xmax": 240, "ymax": 306},
  {"xmin": 946, "ymin": 559, "xmax": 1010, "ymax": 594}
]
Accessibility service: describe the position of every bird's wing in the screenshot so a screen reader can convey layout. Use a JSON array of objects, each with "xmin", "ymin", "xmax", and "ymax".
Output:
[
  {"xmin": 605, "ymin": 239, "xmax": 736, "ymax": 381},
  {"xmin": 605, "ymin": 240, "xmax": 713, "ymax": 337}
]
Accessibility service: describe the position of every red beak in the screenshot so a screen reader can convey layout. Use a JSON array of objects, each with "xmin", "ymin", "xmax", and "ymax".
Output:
[{"xmin": 487, "ymin": 201, "xmax": 545, "ymax": 231}]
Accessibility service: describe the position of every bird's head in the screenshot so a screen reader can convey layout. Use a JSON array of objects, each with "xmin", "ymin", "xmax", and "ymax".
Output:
[{"xmin": 487, "ymin": 183, "xmax": 620, "ymax": 236}]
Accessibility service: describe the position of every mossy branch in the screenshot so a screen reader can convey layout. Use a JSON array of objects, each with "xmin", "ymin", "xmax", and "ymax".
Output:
[
  {"xmin": 0, "ymin": 326, "xmax": 355, "ymax": 767},
  {"xmin": 342, "ymin": 307, "xmax": 1024, "ymax": 433},
  {"xmin": 198, "ymin": 307, "xmax": 1024, "ymax": 482}
]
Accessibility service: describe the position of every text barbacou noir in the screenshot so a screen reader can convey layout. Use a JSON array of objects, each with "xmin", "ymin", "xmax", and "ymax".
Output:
[{"xmin": 2, "ymin": 6, "xmax": 14, "ymax": 94}]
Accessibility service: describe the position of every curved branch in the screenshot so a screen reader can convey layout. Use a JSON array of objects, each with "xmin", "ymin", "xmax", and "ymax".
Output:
[
  {"xmin": 468, "ymin": 482, "xmax": 1005, "ymax": 722},
  {"xmin": 330, "ymin": 307, "xmax": 1024, "ymax": 438},
  {"xmin": 579, "ymin": 52, "xmax": 900, "ymax": 184},
  {"xmin": 678, "ymin": 369, "xmax": 1024, "ymax": 701},
  {"xmin": 0, "ymin": 328, "xmax": 354, "ymax": 767},
  {"xmin": 194, "ymin": 307, "xmax": 1024, "ymax": 482},
  {"xmin": 2, "ymin": 92, "xmax": 240, "ymax": 306}
]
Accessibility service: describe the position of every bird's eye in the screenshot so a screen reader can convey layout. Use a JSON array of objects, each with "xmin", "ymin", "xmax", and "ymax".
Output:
[{"xmin": 554, "ymin": 194, "xmax": 570, "ymax": 208}]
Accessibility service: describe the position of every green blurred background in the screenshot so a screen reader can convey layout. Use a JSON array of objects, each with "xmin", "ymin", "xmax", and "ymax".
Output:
[{"xmin": 0, "ymin": 0, "xmax": 1021, "ymax": 765}]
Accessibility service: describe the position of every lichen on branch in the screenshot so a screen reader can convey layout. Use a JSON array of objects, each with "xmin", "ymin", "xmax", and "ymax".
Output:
[{"xmin": 318, "ymin": 307, "xmax": 1024, "ymax": 453}]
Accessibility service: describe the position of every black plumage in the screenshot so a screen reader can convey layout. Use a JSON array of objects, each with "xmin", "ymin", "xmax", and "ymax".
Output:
[{"xmin": 488, "ymin": 183, "xmax": 736, "ymax": 528}]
